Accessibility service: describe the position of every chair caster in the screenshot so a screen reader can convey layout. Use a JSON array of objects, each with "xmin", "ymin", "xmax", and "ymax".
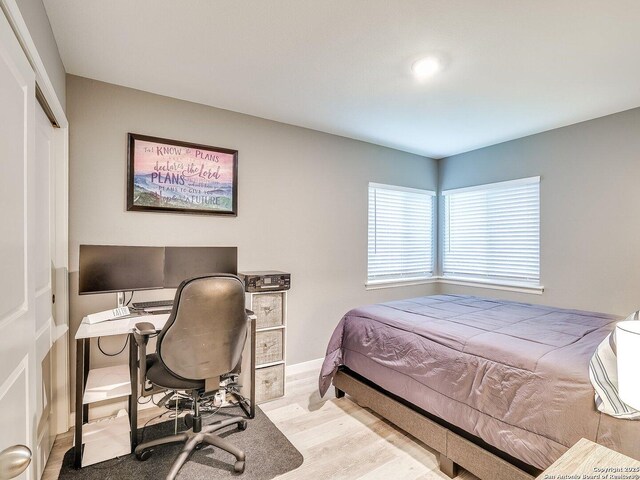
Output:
[
  {"xmin": 136, "ymin": 449, "xmax": 152, "ymax": 461},
  {"xmin": 238, "ymin": 420, "xmax": 247, "ymax": 431},
  {"xmin": 194, "ymin": 442, "xmax": 204, "ymax": 450},
  {"xmin": 184, "ymin": 414, "xmax": 193, "ymax": 429},
  {"xmin": 234, "ymin": 460, "xmax": 245, "ymax": 473}
]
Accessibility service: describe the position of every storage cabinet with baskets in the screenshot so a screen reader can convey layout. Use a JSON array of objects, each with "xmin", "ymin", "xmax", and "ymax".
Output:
[{"xmin": 246, "ymin": 291, "xmax": 287, "ymax": 403}]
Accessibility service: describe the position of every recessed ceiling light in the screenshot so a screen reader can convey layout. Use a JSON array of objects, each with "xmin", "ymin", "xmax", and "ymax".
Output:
[{"xmin": 411, "ymin": 56, "xmax": 442, "ymax": 80}]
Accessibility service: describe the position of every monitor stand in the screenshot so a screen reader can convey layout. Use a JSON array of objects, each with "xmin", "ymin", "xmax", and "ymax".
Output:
[{"xmin": 116, "ymin": 291, "xmax": 126, "ymax": 308}]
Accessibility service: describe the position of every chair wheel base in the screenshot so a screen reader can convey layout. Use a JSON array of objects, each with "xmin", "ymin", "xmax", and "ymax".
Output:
[
  {"xmin": 238, "ymin": 420, "xmax": 247, "ymax": 431},
  {"xmin": 234, "ymin": 460, "xmax": 245, "ymax": 473},
  {"xmin": 136, "ymin": 449, "xmax": 152, "ymax": 461}
]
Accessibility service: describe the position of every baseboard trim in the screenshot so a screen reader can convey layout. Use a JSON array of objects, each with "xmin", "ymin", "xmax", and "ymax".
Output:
[{"xmin": 286, "ymin": 357, "xmax": 323, "ymax": 376}]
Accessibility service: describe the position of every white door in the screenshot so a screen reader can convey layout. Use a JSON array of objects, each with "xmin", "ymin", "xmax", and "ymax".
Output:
[{"xmin": 0, "ymin": 7, "xmax": 38, "ymax": 480}]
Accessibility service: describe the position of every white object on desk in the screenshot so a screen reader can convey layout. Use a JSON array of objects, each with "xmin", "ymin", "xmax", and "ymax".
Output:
[{"xmin": 86, "ymin": 306, "xmax": 131, "ymax": 325}]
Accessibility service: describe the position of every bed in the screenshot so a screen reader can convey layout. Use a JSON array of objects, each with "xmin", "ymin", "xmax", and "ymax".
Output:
[{"xmin": 319, "ymin": 294, "xmax": 640, "ymax": 478}]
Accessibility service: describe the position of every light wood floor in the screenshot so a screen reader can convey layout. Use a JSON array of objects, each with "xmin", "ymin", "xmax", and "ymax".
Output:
[{"xmin": 43, "ymin": 368, "xmax": 478, "ymax": 479}]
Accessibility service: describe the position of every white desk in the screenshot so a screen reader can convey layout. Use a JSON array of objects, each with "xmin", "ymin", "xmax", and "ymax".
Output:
[
  {"xmin": 75, "ymin": 313, "xmax": 170, "ymax": 339},
  {"xmin": 73, "ymin": 311, "xmax": 256, "ymax": 468}
]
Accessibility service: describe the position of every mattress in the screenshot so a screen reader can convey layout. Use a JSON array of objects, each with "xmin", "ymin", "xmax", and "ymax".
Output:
[{"xmin": 319, "ymin": 294, "xmax": 640, "ymax": 469}]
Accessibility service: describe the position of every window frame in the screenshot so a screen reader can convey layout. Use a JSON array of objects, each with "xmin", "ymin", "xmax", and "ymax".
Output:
[
  {"xmin": 366, "ymin": 182, "xmax": 436, "ymax": 288},
  {"xmin": 440, "ymin": 176, "xmax": 543, "ymax": 292}
]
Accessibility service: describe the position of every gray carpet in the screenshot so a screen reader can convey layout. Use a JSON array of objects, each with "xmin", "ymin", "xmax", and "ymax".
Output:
[{"xmin": 58, "ymin": 406, "xmax": 304, "ymax": 479}]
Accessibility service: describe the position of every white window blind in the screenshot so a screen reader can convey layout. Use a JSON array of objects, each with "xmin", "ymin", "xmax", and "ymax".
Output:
[
  {"xmin": 442, "ymin": 177, "xmax": 540, "ymax": 285},
  {"xmin": 368, "ymin": 183, "xmax": 435, "ymax": 283}
]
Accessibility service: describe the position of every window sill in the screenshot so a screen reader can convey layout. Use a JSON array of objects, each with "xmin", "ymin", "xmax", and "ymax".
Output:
[
  {"xmin": 365, "ymin": 277, "xmax": 438, "ymax": 290},
  {"xmin": 364, "ymin": 276, "xmax": 544, "ymax": 294},
  {"xmin": 437, "ymin": 276, "xmax": 544, "ymax": 295}
]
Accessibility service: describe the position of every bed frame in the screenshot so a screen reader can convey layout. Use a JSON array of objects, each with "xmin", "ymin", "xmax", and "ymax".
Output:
[{"xmin": 333, "ymin": 368, "xmax": 541, "ymax": 480}]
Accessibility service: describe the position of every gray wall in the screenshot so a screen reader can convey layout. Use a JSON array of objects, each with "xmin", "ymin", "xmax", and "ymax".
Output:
[
  {"xmin": 16, "ymin": 0, "xmax": 66, "ymax": 108},
  {"xmin": 438, "ymin": 107, "xmax": 640, "ymax": 316},
  {"xmin": 67, "ymin": 75, "xmax": 438, "ymax": 394}
]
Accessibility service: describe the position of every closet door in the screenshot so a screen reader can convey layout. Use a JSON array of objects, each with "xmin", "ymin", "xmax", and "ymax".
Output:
[
  {"xmin": 0, "ymin": 7, "xmax": 37, "ymax": 480},
  {"xmin": 34, "ymin": 103, "xmax": 57, "ymax": 477}
]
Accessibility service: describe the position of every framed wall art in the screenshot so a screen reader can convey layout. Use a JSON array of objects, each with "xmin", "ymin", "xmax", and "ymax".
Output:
[{"xmin": 127, "ymin": 133, "xmax": 238, "ymax": 216}]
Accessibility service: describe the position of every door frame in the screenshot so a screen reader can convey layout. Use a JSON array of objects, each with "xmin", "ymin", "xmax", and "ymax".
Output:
[{"xmin": 1, "ymin": 0, "xmax": 70, "ymax": 437}]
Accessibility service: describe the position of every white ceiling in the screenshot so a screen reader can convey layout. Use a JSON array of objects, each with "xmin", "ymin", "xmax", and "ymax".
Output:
[{"xmin": 43, "ymin": 0, "xmax": 640, "ymax": 158}]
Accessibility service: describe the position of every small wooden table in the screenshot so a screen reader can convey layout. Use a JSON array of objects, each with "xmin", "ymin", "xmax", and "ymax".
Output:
[{"xmin": 537, "ymin": 438, "xmax": 640, "ymax": 479}]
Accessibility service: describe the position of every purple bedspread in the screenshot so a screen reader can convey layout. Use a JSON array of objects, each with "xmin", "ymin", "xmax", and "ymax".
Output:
[{"xmin": 319, "ymin": 295, "xmax": 640, "ymax": 469}]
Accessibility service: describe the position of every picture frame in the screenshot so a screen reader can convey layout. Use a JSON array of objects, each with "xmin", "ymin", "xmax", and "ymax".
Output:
[{"xmin": 127, "ymin": 133, "xmax": 238, "ymax": 216}]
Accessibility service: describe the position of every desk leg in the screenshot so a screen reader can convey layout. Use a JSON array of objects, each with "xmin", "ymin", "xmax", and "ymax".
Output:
[
  {"xmin": 236, "ymin": 318, "xmax": 257, "ymax": 419},
  {"xmin": 82, "ymin": 340, "xmax": 89, "ymax": 421},
  {"xmin": 74, "ymin": 338, "xmax": 87, "ymax": 468},
  {"xmin": 129, "ymin": 333, "xmax": 138, "ymax": 452},
  {"xmin": 250, "ymin": 317, "xmax": 256, "ymax": 419}
]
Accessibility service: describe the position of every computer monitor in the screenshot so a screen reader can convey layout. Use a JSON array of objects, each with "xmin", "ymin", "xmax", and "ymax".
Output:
[
  {"xmin": 78, "ymin": 245, "xmax": 238, "ymax": 295},
  {"xmin": 79, "ymin": 245, "xmax": 165, "ymax": 295},
  {"xmin": 163, "ymin": 246, "xmax": 237, "ymax": 288}
]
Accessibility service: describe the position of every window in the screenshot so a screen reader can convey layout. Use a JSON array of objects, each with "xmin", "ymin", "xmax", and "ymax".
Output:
[
  {"xmin": 442, "ymin": 177, "xmax": 540, "ymax": 286},
  {"xmin": 367, "ymin": 183, "xmax": 435, "ymax": 284}
]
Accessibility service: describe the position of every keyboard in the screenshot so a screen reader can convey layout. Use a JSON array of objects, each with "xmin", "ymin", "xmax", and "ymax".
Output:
[{"xmin": 132, "ymin": 300, "xmax": 173, "ymax": 310}]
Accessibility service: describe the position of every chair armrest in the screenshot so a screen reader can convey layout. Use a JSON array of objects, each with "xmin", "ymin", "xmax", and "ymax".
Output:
[
  {"xmin": 134, "ymin": 322, "xmax": 157, "ymax": 336},
  {"xmin": 133, "ymin": 322, "xmax": 157, "ymax": 397}
]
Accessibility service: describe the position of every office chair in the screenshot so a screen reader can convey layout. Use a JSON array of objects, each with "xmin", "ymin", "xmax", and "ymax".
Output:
[{"xmin": 133, "ymin": 274, "xmax": 248, "ymax": 479}]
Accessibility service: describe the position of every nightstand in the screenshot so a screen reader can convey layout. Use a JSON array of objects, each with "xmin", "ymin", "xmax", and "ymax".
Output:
[{"xmin": 537, "ymin": 438, "xmax": 640, "ymax": 479}]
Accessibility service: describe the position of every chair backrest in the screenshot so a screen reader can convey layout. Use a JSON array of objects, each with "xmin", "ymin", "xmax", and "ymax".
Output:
[{"xmin": 156, "ymin": 274, "xmax": 247, "ymax": 381}]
